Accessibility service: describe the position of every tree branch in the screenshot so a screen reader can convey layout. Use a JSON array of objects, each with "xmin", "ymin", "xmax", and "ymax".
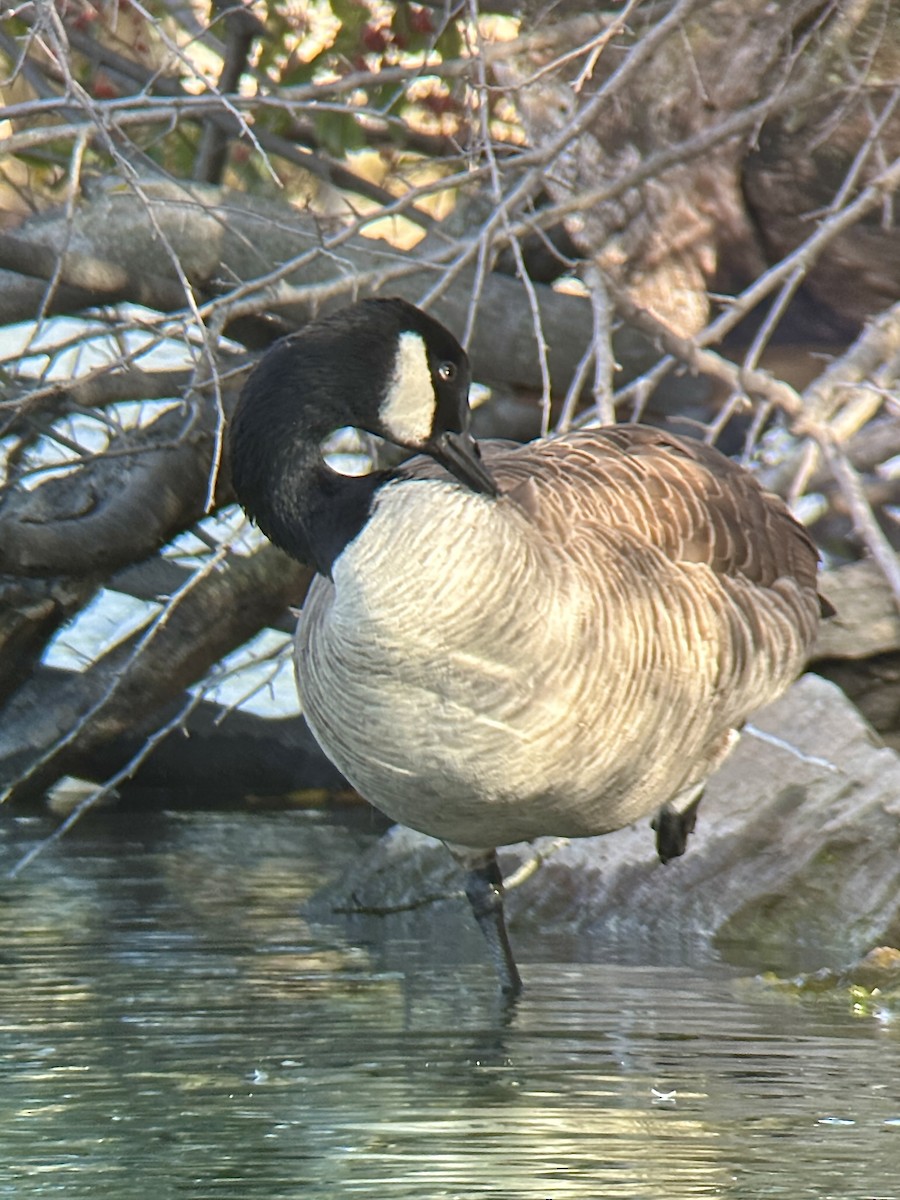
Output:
[
  {"xmin": 0, "ymin": 398, "xmax": 229, "ymax": 578},
  {"xmin": 0, "ymin": 180, "xmax": 607, "ymax": 393},
  {"xmin": 0, "ymin": 542, "xmax": 311, "ymax": 804}
]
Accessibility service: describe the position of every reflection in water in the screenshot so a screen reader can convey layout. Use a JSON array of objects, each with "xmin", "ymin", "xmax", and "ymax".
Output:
[{"xmin": 1, "ymin": 809, "xmax": 899, "ymax": 1199}]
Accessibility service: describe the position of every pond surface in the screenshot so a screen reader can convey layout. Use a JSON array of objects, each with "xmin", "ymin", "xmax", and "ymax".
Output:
[{"xmin": 1, "ymin": 808, "xmax": 898, "ymax": 1199}]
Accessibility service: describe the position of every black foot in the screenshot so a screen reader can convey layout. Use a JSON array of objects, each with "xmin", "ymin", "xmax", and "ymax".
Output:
[
  {"xmin": 463, "ymin": 852, "xmax": 523, "ymax": 997},
  {"xmin": 652, "ymin": 792, "xmax": 702, "ymax": 864}
]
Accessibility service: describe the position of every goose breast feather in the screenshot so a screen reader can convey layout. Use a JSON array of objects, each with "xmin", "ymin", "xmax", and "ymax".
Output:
[{"xmin": 295, "ymin": 425, "xmax": 822, "ymax": 849}]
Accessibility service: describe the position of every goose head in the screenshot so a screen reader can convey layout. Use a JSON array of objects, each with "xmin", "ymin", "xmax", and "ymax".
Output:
[{"xmin": 229, "ymin": 298, "xmax": 499, "ymax": 573}]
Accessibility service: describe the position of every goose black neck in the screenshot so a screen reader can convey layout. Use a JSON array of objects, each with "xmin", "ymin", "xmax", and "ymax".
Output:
[
  {"xmin": 282, "ymin": 463, "xmax": 385, "ymax": 581},
  {"xmin": 229, "ymin": 345, "xmax": 391, "ymax": 577}
]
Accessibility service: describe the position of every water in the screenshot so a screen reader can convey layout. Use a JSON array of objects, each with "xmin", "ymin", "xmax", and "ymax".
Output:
[{"xmin": 1, "ymin": 808, "xmax": 898, "ymax": 1199}]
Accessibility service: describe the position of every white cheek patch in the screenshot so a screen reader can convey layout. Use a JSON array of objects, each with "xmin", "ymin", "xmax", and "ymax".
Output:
[{"xmin": 380, "ymin": 331, "xmax": 437, "ymax": 445}]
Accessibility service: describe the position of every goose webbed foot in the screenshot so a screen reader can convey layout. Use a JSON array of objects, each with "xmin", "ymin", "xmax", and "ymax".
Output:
[
  {"xmin": 454, "ymin": 848, "xmax": 523, "ymax": 997},
  {"xmin": 652, "ymin": 788, "xmax": 703, "ymax": 864}
]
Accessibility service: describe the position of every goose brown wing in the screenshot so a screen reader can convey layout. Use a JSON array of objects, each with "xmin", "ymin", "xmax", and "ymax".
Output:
[{"xmin": 482, "ymin": 425, "xmax": 820, "ymax": 598}]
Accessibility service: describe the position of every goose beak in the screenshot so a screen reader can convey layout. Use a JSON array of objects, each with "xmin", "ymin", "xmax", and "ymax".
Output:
[{"xmin": 432, "ymin": 430, "xmax": 500, "ymax": 497}]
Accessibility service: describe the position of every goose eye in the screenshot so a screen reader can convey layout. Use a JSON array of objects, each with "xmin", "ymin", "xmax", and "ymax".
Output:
[{"xmin": 437, "ymin": 361, "xmax": 457, "ymax": 383}]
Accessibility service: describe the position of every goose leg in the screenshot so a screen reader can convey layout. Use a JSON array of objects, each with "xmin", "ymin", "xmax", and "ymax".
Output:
[
  {"xmin": 449, "ymin": 845, "xmax": 523, "ymax": 996},
  {"xmin": 652, "ymin": 784, "xmax": 704, "ymax": 864},
  {"xmin": 653, "ymin": 731, "xmax": 740, "ymax": 864}
]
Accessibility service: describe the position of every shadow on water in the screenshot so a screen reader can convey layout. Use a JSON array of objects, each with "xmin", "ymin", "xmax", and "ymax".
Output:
[{"xmin": 1, "ymin": 807, "xmax": 899, "ymax": 1199}]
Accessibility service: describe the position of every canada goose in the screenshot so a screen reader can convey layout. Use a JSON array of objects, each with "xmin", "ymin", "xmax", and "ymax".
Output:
[{"xmin": 228, "ymin": 297, "xmax": 825, "ymax": 995}]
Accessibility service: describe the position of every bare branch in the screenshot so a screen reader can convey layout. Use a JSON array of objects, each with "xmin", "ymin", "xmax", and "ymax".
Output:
[
  {"xmin": 0, "ymin": 397, "xmax": 229, "ymax": 578},
  {"xmin": 0, "ymin": 541, "xmax": 311, "ymax": 805}
]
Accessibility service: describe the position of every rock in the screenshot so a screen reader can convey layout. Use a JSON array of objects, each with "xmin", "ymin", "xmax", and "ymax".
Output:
[
  {"xmin": 815, "ymin": 653, "xmax": 900, "ymax": 754},
  {"xmin": 754, "ymin": 945, "xmax": 900, "ymax": 1018},
  {"xmin": 814, "ymin": 559, "xmax": 900, "ymax": 661},
  {"xmin": 321, "ymin": 674, "xmax": 900, "ymax": 971}
]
